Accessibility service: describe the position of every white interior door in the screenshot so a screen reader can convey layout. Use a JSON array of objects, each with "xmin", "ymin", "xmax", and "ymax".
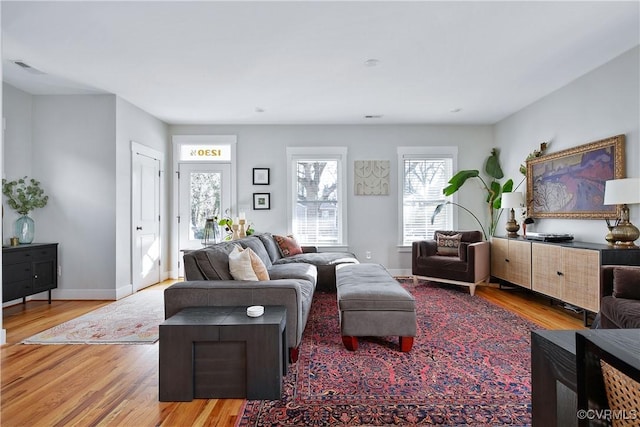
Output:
[
  {"xmin": 132, "ymin": 151, "xmax": 161, "ymax": 291},
  {"xmin": 178, "ymin": 163, "xmax": 231, "ymax": 262}
]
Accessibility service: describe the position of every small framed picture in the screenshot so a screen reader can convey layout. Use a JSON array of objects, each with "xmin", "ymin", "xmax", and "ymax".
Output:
[
  {"xmin": 253, "ymin": 168, "xmax": 270, "ymax": 185},
  {"xmin": 253, "ymin": 193, "xmax": 271, "ymax": 210}
]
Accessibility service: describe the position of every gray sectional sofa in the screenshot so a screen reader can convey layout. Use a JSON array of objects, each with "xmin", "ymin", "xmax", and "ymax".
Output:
[{"xmin": 164, "ymin": 233, "xmax": 358, "ymax": 361}]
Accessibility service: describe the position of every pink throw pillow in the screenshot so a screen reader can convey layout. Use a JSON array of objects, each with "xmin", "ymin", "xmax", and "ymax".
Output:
[{"xmin": 274, "ymin": 234, "xmax": 303, "ymax": 257}]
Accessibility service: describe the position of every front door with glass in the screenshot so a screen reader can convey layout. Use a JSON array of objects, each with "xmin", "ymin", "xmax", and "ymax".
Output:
[{"xmin": 178, "ymin": 163, "xmax": 231, "ymax": 257}]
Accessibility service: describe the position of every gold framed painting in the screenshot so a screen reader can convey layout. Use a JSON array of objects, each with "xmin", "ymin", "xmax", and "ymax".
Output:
[{"xmin": 526, "ymin": 134, "xmax": 625, "ymax": 219}]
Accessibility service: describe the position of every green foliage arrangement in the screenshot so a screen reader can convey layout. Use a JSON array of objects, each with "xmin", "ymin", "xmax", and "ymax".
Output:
[
  {"xmin": 432, "ymin": 149, "xmax": 512, "ymax": 239},
  {"xmin": 431, "ymin": 143, "xmax": 549, "ymax": 240},
  {"xmin": 216, "ymin": 214, "xmax": 254, "ymax": 240},
  {"xmin": 2, "ymin": 176, "xmax": 48, "ymax": 215}
]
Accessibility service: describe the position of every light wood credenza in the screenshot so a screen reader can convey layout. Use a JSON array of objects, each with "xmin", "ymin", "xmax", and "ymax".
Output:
[{"xmin": 491, "ymin": 236, "xmax": 640, "ymax": 324}]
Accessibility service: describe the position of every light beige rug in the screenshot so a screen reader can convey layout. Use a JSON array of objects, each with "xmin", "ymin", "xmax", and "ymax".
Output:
[{"xmin": 22, "ymin": 289, "xmax": 165, "ymax": 344}]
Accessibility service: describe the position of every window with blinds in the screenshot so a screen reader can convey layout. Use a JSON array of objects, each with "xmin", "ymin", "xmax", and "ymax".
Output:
[
  {"xmin": 287, "ymin": 147, "xmax": 347, "ymax": 246},
  {"xmin": 293, "ymin": 160, "xmax": 339, "ymax": 244},
  {"xmin": 399, "ymin": 148, "xmax": 456, "ymax": 246}
]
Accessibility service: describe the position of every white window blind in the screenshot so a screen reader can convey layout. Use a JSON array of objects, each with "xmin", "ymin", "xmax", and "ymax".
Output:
[
  {"xmin": 287, "ymin": 147, "xmax": 347, "ymax": 246},
  {"xmin": 294, "ymin": 160, "xmax": 339, "ymax": 244},
  {"xmin": 399, "ymin": 147, "xmax": 456, "ymax": 246}
]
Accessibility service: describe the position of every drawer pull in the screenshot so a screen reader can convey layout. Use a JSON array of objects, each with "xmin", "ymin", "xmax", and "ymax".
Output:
[
  {"xmin": 557, "ymin": 271, "xmax": 563, "ymax": 276},
  {"xmin": 505, "ymin": 259, "xmax": 510, "ymax": 263},
  {"xmin": 34, "ymin": 275, "xmax": 38, "ymax": 279}
]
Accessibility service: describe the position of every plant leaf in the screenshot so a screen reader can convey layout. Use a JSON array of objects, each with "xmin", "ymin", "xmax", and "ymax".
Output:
[
  {"xmin": 487, "ymin": 181, "xmax": 501, "ymax": 204},
  {"xmin": 492, "ymin": 179, "xmax": 515, "ymax": 209},
  {"xmin": 442, "ymin": 170, "xmax": 479, "ymax": 196},
  {"xmin": 485, "ymin": 149, "xmax": 504, "ymax": 179},
  {"xmin": 501, "ymin": 178, "xmax": 514, "ymax": 193}
]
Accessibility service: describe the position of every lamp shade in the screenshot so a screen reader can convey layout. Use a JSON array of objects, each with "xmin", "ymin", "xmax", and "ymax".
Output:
[
  {"xmin": 501, "ymin": 192, "xmax": 525, "ymax": 209},
  {"xmin": 604, "ymin": 178, "xmax": 640, "ymax": 205}
]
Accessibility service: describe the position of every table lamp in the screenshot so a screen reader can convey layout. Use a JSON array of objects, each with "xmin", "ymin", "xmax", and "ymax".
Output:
[
  {"xmin": 501, "ymin": 192, "xmax": 525, "ymax": 238},
  {"xmin": 604, "ymin": 178, "xmax": 640, "ymax": 248}
]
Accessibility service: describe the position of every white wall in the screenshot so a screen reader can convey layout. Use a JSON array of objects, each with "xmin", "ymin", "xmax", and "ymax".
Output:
[
  {"xmin": 2, "ymin": 84, "xmax": 33, "ymax": 236},
  {"xmin": 169, "ymin": 124, "xmax": 494, "ymax": 271},
  {"xmin": 495, "ymin": 46, "xmax": 640, "ymax": 244},
  {"xmin": 1, "ymin": 88, "xmax": 171, "ymax": 301},
  {"xmin": 31, "ymin": 95, "xmax": 118, "ymax": 298},
  {"xmin": 115, "ymin": 97, "xmax": 170, "ymax": 296}
]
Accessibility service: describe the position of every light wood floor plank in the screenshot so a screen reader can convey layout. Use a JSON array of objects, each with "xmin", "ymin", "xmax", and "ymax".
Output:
[{"xmin": 2, "ymin": 279, "xmax": 585, "ymax": 426}]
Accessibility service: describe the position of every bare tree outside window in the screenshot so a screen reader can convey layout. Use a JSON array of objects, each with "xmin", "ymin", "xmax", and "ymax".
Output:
[
  {"xmin": 190, "ymin": 172, "xmax": 221, "ymax": 239},
  {"xmin": 295, "ymin": 160, "xmax": 338, "ymax": 244}
]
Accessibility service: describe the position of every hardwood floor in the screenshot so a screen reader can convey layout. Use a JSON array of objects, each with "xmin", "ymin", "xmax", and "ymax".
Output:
[
  {"xmin": 1, "ymin": 280, "xmax": 585, "ymax": 426},
  {"xmin": 476, "ymin": 282, "xmax": 587, "ymax": 330}
]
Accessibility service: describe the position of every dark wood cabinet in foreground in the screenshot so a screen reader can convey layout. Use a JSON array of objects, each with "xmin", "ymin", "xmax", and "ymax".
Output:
[{"xmin": 2, "ymin": 243, "xmax": 58, "ymax": 303}]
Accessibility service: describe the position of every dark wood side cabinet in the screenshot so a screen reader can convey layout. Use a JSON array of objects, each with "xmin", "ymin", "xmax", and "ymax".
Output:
[{"xmin": 2, "ymin": 243, "xmax": 58, "ymax": 303}]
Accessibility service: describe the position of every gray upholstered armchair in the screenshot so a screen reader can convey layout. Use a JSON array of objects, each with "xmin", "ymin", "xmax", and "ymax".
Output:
[{"xmin": 411, "ymin": 230, "xmax": 490, "ymax": 296}]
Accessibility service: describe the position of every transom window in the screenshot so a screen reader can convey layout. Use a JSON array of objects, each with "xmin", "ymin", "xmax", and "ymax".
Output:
[{"xmin": 398, "ymin": 147, "xmax": 457, "ymax": 246}]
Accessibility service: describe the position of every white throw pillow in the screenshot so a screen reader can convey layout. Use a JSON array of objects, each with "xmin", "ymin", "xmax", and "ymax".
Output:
[
  {"xmin": 229, "ymin": 245, "xmax": 259, "ymax": 281},
  {"xmin": 248, "ymin": 249, "xmax": 270, "ymax": 281}
]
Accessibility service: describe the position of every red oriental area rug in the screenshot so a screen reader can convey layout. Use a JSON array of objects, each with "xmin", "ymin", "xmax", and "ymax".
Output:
[{"xmin": 238, "ymin": 279, "xmax": 535, "ymax": 426}]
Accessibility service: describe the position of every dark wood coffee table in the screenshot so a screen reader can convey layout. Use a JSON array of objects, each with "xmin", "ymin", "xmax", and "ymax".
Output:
[{"xmin": 159, "ymin": 305, "xmax": 287, "ymax": 401}]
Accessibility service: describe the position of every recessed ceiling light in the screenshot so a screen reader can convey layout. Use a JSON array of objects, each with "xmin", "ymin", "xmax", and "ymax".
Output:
[
  {"xmin": 450, "ymin": 108, "xmax": 462, "ymax": 113},
  {"xmin": 364, "ymin": 59, "xmax": 380, "ymax": 67},
  {"xmin": 364, "ymin": 115, "xmax": 383, "ymax": 119}
]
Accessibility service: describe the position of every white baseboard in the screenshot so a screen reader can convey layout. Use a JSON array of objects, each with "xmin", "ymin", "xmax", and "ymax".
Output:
[
  {"xmin": 115, "ymin": 284, "xmax": 134, "ymax": 300},
  {"xmin": 3, "ymin": 275, "xmax": 177, "ymax": 306},
  {"xmin": 53, "ymin": 288, "xmax": 118, "ymax": 300}
]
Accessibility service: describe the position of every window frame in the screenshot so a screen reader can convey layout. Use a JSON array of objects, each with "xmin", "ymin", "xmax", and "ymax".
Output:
[
  {"xmin": 397, "ymin": 146, "xmax": 458, "ymax": 247},
  {"xmin": 286, "ymin": 146, "xmax": 348, "ymax": 247}
]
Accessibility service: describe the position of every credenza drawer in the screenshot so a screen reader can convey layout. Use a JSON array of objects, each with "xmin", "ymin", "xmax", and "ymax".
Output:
[
  {"xmin": 3, "ymin": 247, "xmax": 56, "ymax": 264},
  {"xmin": 3, "ymin": 262, "xmax": 32, "ymax": 281},
  {"xmin": 4, "ymin": 280, "xmax": 33, "ymax": 302}
]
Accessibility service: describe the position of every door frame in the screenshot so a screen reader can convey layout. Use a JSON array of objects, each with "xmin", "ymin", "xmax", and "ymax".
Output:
[
  {"xmin": 131, "ymin": 141, "xmax": 164, "ymax": 292},
  {"xmin": 171, "ymin": 135, "xmax": 237, "ymax": 278}
]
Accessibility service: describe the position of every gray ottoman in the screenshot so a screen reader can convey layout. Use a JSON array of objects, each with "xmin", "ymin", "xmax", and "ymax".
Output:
[{"xmin": 336, "ymin": 263, "xmax": 417, "ymax": 352}]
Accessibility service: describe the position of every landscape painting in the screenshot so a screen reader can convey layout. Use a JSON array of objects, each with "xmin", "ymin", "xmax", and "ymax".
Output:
[{"xmin": 526, "ymin": 135, "xmax": 624, "ymax": 219}]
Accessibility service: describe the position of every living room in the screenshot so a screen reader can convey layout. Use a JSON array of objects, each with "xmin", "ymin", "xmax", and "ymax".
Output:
[{"xmin": 1, "ymin": 1, "xmax": 639, "ymax": 425}]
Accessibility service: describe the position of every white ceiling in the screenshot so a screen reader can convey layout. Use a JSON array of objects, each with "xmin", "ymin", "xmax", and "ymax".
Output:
[{"xmin": 2, "ymin": 1, "xmax": 639, "ymax": 125}]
